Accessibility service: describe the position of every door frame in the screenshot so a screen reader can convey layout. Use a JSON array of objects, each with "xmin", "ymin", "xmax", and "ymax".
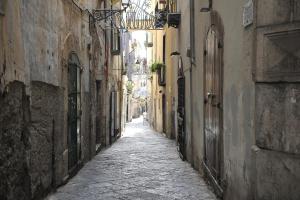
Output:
[
  {"xmin": 177, "ymin": 56, "xmax": 186, "ymax": 160},
  {"xmin": 202, "ymin": 11, "xmax": 224, "ymax": 197},
  {"xmin": 67, "ymin": 52, "xmax": 82, "ymax": 173}
]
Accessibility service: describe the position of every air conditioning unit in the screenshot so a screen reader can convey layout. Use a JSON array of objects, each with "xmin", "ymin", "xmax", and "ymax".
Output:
[{"xmin": 167, "ymin": 13, "xmax": 181, "ymax": 28}]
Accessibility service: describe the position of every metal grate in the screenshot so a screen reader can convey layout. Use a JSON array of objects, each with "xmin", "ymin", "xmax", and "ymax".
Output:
[{"xmin": 93, "ymin": 0, "xmax": 166, "ymax": 30}]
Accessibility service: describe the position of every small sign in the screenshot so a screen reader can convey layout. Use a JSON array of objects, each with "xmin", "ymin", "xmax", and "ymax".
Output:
[{"xmin": 243, "ymin": 0, "xmax": 253, "ymax": 27}]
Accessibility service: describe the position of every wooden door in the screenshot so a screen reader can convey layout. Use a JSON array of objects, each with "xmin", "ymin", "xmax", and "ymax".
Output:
[{"xmin": 204, "ymin": 27, "xmax": 223, "ymax": 184}]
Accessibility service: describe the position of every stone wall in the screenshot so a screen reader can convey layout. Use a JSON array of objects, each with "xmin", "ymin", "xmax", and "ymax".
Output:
[
  {"xmin": 0, "ymin": 0, "xmax": 111, "ymax": 199},
  {"xmin": 178, "ymin": 0, "xmax": 300, "ymax": 199},
  {"xmin": 253, "ymin": 1, "xmax": 300, "ymax": 199},
  {"xmin": 28, "ymin": 81, "xmax": 64, "ymax": 199},
  {"xmin": 0, "ymin": 81, "xmax": 31, "ymax": 200}
]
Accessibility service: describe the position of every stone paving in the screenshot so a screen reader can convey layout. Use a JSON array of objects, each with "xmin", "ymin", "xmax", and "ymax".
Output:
[{"xmin": 46, "ymin": 117, "xmax": 217, "ymax": 200}]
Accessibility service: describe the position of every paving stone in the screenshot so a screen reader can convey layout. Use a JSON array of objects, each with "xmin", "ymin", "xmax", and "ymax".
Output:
[{"xmin": 45, "ymin": 117, "xmax": 217, "ymax": 200}]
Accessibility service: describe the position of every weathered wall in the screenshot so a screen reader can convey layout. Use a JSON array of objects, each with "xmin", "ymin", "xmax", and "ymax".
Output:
[
  {"xmin": 0, "ymin": 0, "xmax": 27, "ymax": 91},
  {"xmin": 21, "ymin": 0, "xmax": 61, "ymax": 87},
  {"xmin": 211, "ymin": 0, "xmax": 256, "ymax": 199},
  {"xmin": 0, "ymin": 81, "xmax": 31, "ymax": 200},
  {"xmin": 165, "ymin": 27, "xmax": 178, "ymax": 139},
  {"xmin": 189, "ymin": 0, "xmax": 300, "ymax": 200},
  {"xmin": 149, "ymin": 30, "xmax": 164, "ymax": 133},
  {"xmin": 28, "ymin": 81, "xmax": 64, "ymax": 199},
  {"xmin": 177, "ymin": 0, "xmax": 193, "ymax": 163},
  {"xmin": 191, "ymin": 0, "xmax": 209, "ymax": 173},
  {"xmin": 253, "ymin": 1, "xmax": 300, "ymax": 199},
  {"xmin": 0, "ymin": 0, "xmax": 109, "ymax": 199}
]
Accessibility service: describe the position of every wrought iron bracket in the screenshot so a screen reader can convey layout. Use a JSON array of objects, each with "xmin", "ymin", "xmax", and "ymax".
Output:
[{"xmin": 93, "ymin": 0, "xmax": 166, "ymax": 30}]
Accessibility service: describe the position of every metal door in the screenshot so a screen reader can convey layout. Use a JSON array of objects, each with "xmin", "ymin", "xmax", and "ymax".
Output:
[
  {"xmin": 204, "ymin": 27, "xmax": 223, "ymax": 184},
  {"xmin": 68, "ymin": 53, "xmax": 81, "ymax": 171},
  {"xmin": 177, "ymin": 55, "xmax": 185, "ymax": 160},
  {"xmin": 109, "ymin": 91, "xmax": 115, "ymax": 144},
  {"xmin": 96, "ymin": 81, "xmax": 102, "ymax": 145},
  {"xmin": 177, "ymin": 76, "xmax": 185, "ymax": 159}
]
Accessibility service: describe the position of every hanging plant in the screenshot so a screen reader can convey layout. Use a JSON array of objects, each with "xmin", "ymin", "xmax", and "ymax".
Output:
[
  {"xmin": 151, "ymin": 62, "xmax": 165, "ymax": 73},
  {"xmin": 126, "ymin": 81, "xmax": 134, "ymax": 94}
]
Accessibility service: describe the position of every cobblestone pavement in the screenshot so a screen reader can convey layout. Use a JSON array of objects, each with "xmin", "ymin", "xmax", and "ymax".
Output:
[{"xmin": 46, "ymin": 117, "xmax": 217, "ymax": 200}]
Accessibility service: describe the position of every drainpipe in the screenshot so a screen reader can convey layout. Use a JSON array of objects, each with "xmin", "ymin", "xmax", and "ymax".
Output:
[{"xmin": 189, "ymin": 0, "xmax": 195, "ymax": 164}]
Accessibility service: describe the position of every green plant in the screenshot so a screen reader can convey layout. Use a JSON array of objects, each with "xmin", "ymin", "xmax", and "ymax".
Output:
[
  {"xmin": 126, "ymin": 81, "xmax": 134, "ymax": 94},
  {"xmin": 151, "ymin": 62, "xmax": 165, "ymax": 73}
]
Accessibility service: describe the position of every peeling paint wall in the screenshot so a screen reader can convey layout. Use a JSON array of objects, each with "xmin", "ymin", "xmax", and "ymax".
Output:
[
  {"xmin": 28, "ymin": 81, "xmax": 64, "ymax": 199},
  {"xmin": 0, "ymin": 0, "xmax": 111, "ymax": 199},
  {"xmin": 0, "ymin": 81, "xmax": 31, "ymax": 200}
]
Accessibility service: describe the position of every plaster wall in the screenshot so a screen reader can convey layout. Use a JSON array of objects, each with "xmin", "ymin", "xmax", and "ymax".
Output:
[
  {"xmin": 177, "ymin": 0, "xmax": 193, "ymax": 162},
  {"xmin": 0, "ymin": 0, "xmax": 107, "ymax": 199},
  {"xmin": 165, "ymin": 28, "xmax": 178, "ymax": 139},
  {"xmin": 189, "ymin": 0, "xmax": 300, "ymax": 199}
]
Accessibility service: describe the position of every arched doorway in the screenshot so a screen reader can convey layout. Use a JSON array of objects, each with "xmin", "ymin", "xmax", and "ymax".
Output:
[
  {"xmin": 203, "ymin": 20, "xmax": 224, "ymax": 195},
  {"xmin": 68, "ymin": 52, "xmax": 81, "ymax": 172}
]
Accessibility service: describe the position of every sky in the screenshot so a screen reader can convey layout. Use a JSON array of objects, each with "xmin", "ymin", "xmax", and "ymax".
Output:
[{"xmin": 132, "ymin": 31, "xmax": 148, "ymax": 59}]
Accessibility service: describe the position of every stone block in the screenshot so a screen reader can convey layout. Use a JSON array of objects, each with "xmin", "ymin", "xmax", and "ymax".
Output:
[
  {"xmin": 256, "ymin": 25, "xmax": 300, "ymax": 82},
  {"xmin": 256, "ymin": 83, "xmax": 300, "ymax": 154},
  {"xmin": 255, "ymin": 149, "xmax": 300, "ymax": 200},
  {"xmin": 29, "ymin": 81, "xmax": 64, "ymax": 198},
  {"xmin": 257, "ymin": 0, "xmax": 292, "ymax": 27},
  {"xmin": 0, "ymin": 81, "xmax": 31, "ymax": 200}
]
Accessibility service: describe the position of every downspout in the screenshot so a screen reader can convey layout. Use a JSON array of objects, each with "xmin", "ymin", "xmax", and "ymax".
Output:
[{"xmin": 189, "ymin": 0, "xmax": 195, "ymax": 164}]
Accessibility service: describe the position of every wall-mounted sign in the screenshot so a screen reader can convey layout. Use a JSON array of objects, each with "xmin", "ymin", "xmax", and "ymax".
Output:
[{"xmin": 243, "ymin": 0, "xmax": 253, "ymax": 27}]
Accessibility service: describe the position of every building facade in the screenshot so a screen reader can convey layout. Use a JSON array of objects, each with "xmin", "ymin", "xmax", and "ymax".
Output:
[
  {"xmin": 151, "ymin": 0, "xmax": 300, "ymax": 199},
  {"xmin": 0, "ymin": 0, "xmax": 124, "ymax": 199}
]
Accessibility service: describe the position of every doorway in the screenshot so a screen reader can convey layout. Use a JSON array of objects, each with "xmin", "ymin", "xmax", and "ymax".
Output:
[
  {"xmin": 68, "ymin": 52, "xmax": 81, "ymax": 172},
  {"xmin": 162, "ymin": 94, "xmax": 166, "ymax": 133},
  {"xmin": 96, "ymin": 80, "xmax": 102, "ymax": 150},
  {"xmin": 203, "ymin": 25, "xmax": 224, "ymax": 194},
  {"xmin": 176, "ymin": 55, "xmax": 186, "ymax": 159}
]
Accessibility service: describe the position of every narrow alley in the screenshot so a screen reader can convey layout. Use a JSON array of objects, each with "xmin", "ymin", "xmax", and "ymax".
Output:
[
  {"xmin": 1, "ymin": 0, "xmax": 300, "ymax": 199},
  {"xmin": 46, "ymin": 117, "xmax": 216, "ymax": 200}
]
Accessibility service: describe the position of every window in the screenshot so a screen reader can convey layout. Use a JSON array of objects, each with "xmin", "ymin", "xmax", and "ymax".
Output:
[
  {"xmin": 163, "ymin": 35, "xmax": 166, "ymax": 63},
  {"xmin": 158, "ymin": 35, "xmax": 166, "ymax": 86},
  {"xmin": 159, "ymin": 66, "xmax": 166, "ymax": 85}
]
